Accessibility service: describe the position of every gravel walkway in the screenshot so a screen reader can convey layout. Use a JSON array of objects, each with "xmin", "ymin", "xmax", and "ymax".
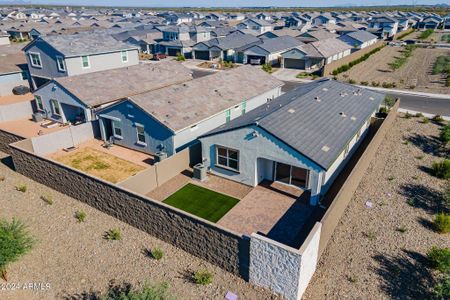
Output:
[
  {"xmin": 304, "ymin": 115, "xmax": 449, "ymax": 299},
  {"xmin": 0, "ymin": 154, "xmax": 278, "ymax": 300}
]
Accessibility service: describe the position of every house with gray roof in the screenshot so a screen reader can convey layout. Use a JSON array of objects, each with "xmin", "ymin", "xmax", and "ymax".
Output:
[
  {"xmin": 236, "ymin": 18, "xmax": 273, "ymax": 34},
  {"xmin": 0, "ymin": 43, "xmax": 30, "ymax": 96},
  {"xmin": 241, "ymin": 35, "xmax": 303, "ymax": 65},
  {"xmin": 338, "ymin": 30, "xmax": 378, "ymax": 50},
  {"xmin": 23, "ymin": 31, "xmax": 139, "ymax": 89},
  {"xmin": 96, "ymin": 65, "xmax": 283, "ymax": 156},
  {"xmin": 199, "ymin": 79, "xmax": 385, "ymax": 205},
  {"xmin": 32, "ymin": 61, "xmax": 193, "ymax": 125},
  {"xmin": 368, "ymin": 15, "xmax": 399, "ymax": 39},
  {"xmin": 158, "ymin": 25, "xmax": 211, "ymax": 57},
  {"xmin": 192, "ymin": 32, "xmax": 260, "ymax": 61}
]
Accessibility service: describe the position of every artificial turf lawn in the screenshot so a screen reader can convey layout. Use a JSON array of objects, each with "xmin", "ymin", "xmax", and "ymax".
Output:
[{"xmin": 162, "ymin": 183, "xmax": 239, "ymax": 223}]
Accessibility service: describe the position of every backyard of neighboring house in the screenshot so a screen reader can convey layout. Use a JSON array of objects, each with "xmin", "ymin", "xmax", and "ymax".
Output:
[
  {"xmin": 304, "ymin": 115, "xmax": 449, "ymax": 299},
  {"xmin": 0, "ymin": 152, "xmax": 278, "ymax": 300},
  {"xmin": 336, "ymin": 46, "xmax": 450, "ymax": 94}
]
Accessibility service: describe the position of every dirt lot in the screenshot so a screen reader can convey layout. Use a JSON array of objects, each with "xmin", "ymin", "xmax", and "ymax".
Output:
[
  {"xmin": 404, "ymin": 30, "xmax": 449, "ymax": 43},
  {"xmin": 337, "ymin": 46, "xmax": 450, "ymax": 94},
  {"xmin": 304, "ymin": 115, "xmax": 449, "ymax": 299},
  {"xmin": 0, "ymin": 154, "xmax": 277, "ymax": 300}
]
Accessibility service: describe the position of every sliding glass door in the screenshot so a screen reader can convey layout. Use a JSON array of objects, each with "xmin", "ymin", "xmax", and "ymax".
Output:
[{"xmin": 274, "ymin": 162, "xmax": 309, "ymax": 189}]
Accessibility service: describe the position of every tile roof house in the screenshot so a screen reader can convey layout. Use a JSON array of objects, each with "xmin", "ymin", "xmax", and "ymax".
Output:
[
  {"xmin": 32, "ymin": 61, "xmax": 193, "ymax": 125},
  {"xmin": 199, "ymin": 79, "xmax": 385, "ymax": 205},
  {"xmin": 96, "ymin": 65, "xmax": 283, "ymax": 156},
  {"xmin": 22, "ymin": 31, "xmax": 140, "ymax": 89}
]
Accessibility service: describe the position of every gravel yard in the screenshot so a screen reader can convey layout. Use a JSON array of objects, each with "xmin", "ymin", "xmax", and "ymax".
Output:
[
  {"xmin": 337, "ymin": 46, "xmax": 450, "ymax": 94},
  {"xmin": 0, "ymin": 154, "xmax": 277, "ymax": 300},
  {"xmin": 304, "ymin": 115, "xmax": 449, "ymax": 299}
]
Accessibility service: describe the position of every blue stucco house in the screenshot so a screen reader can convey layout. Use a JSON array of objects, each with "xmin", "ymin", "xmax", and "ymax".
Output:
[{"xmin": 199, "ymin": 79, "xmax": 386, "ymax": 205}]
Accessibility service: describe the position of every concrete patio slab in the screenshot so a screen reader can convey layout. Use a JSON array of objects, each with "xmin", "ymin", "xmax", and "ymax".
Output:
[{"xmin": 0, "ymin": 117, "xmax": 68, "ymax": 138}]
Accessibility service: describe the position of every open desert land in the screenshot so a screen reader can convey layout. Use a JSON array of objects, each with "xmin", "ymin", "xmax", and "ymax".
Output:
[
  {"xmin": 402, "ymin": 30, "xmax": 449, "ymax": 43},
  {"xmin": 0, "ymin": 154, "xmax": 278, "ymax": 300},
  {"xmin": 337, "ymin": 46, "xmax": 450, "ymax": 94},
  {"xmin": 304, "ymin": 115, "xmax": 449, "ymax": 299}
]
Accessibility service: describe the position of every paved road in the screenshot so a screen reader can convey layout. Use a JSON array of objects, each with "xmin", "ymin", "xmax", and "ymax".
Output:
[{"xmin": 282, "ymin": 81, "xmax": 450, "ymax": 117}]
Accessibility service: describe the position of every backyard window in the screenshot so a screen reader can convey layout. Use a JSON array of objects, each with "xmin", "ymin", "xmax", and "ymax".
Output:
[
  {"xmin": 216, "ymin": 146, "xmax": 239, "ymax": 171},
  {"xmin": 29, "ymin": 53, "xmax": 42, "ymax": 67},
  {"xmin": 241, "ymin": 101, "xmax": 247, "ymax": 115},
  {"xmin": 20, "ymin": 71, "xmax": 29, "ymax": 80},
  {"xmin": 112, "ymin": 120, "xmax": 122, "ymax": 138},
  {"xmin": 121, "ymin": 50, "xmax": 128, "ymax": 62},
  {"xmin": 50, "ymin": 99, "xmax": 61, "ymax": 116},
  {"xmin": 81, "ymin": 56, "xmax": 90, "ymax": 68},
  {"xmin": 225, "ymin": 109, "xmax": 231, "ymax": 123},
  {"xmin": 56, "ymin": 56, "xmax": 65, "ymax": 71},
  {"xmin": 136, "ymin": 124, "xmax": 146, "ymax": 145},
  {"xmin": 35, "ymin": 95, "xmax": 44, "ymax": 111}
]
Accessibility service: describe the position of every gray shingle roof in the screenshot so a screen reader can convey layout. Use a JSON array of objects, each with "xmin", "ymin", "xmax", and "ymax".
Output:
[
  {"xmin": 343, "ymin": 30, "xmax": 378, "ymax": 43},
  {"xmin": 195, "ymin": 32, "xmax": 260, "ymax": 51},
  {"xmin": 201, "ymin": 79, "xmax": 385, "ymax": 170},
  {"xmin": 245, "ymin": 35, "xmax": 303, "ymax": 54},
  {"xmin": 129, "ymin": 65, "xmax": 284, "ymax": 132},
  {"xmin": 37, "ymin": 31, "xmax": 139, "ymax": 57},
  {"xmin": 51, "ymin": 61, "xmax": 193, "ymax": 107}
]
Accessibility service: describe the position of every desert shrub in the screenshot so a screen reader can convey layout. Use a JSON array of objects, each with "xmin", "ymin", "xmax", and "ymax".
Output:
[
  {"xmin": 0, "ymin": 218, "xmax": 34, "ymax": 280},
  {"xmin": 432, "ymin": 115, "xmax": 445, "ymax": 123},
  {"xmin": 371, "ymin": 81, "xmax": 380, "ymax": 87},
  {"xmin": 434, "ymin": 213, "xmax": 450, "ymax": 234},
  {"xmin": 175, "ymin": 54, "xmax": 185, "ymax": 61},
  {"xmin": 427, "ymin": 246, "xmax": 450, "ymax": 273},
  {"xmin": 432, "ymin": 159, "xmax": 450, "ymax": 179},
  {"xmin": 383, "ymin": 95, "xmax": 396, "ymax": 109},
  {"xmin": 75, "ymin": 210, "xmax": 87, "ymax": 222},
  {"xmin": 404, "ymin": 111, "xmax": 412, "ymax": 119},
  {"xmin": 151, "ymin": 247, "xmax": 164, "ymax": 260},
  {"xmin": 432, "ymin": 55, "xmax": 450, "ymax": 75},
  {"xmin": 433, "ymin": 275, "xmax": 450, "ymax": 299},
  {"xmin": 422, "ymin": 117, "xmax": 430, "ymax": 124},
  {"xmin": 15, "ymin": 184, "xmax": 27, "ymax": 192},
  {"xmin": 348, "ymin": 79, "xmax": 356, "ymax": 84},
  {"xmin": 379, "ymin": 107, "xmax": 389, "ymax": 114},
  {"xmin": 415, "ymin": 112, "xmax": 424, "ymax": 118},
  {"xmin": 418, "ymin": 29, "xmax": 434, "ymax": 40},
  {"xmin": 193, "ymin": 269, "xmax": 213, "ymax": 285},
  {"xmin": 101, "ymin": 282, "xmax": 173, "ymax": 300},
  {"xmin": 332, "ymin": 69, "xmax": 339, "ymax": 76},
  {"xmin": 330, "ymin": 44, "xmax": 385, "ymax": 75},
  {"xmin": 41, "ymin": 195, "xmax": 53, "ymax": 205},
  {"xmin": 106, "ymin": 229, "xmax": 122, "ymax": 240},
  {"xmin": 440, "ymin": 124, "xmax": 450, "ymax": 144},
  {"xmin": 360, "ymin": 81, "xmax": 369, "ymax": 86},
  {"xmin": 396, "ymin": 225, "xmax": 408, "ymax": 233},
  {"xmin": 261, "ymin": 63, "xmax": 272, "ymax": 73}
]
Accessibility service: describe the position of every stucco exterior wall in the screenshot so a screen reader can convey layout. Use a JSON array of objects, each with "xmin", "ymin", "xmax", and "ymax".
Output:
[
  {"xmin": 0, "ymin": 100, "xmax": 33, "ymax": 122},
  {"xmin": 65, "ymin": 49, "xmax": 139, "ymax": 76},
  {"xmin": 25, "ymin": 40, "xmax": 66, "ymax": 80},
  {"xmin": 173, "ymin": 87, "xmax": 282, "ymax": 151},
  {"xmin": 9, "ymin": 141, "xmax": 247, "ymax": 276},
  {"xmin": 0, "ymin": 36, "xmax": 10, "ymax": 45},
  {"xmin": 0, "ymin": 73, "xmax": 28, "ymax": 96}
]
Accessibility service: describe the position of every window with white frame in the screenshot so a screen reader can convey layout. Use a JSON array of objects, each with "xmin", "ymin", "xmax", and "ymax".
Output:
[
  {"xmin": 49, "ymin": 99, "xmax": 61, "ymax": 116},
  {"xmin": 135, "ymin": 124, "xmax": 146, "ymax": 144},
  {"xmin": 29, "ymin": 52, "xmax": 42, "ymax": 67},
  {"xmin": 121, "ymin": 50, "xmax": 128, "ymax": 63},
  {"xmin": 35, "ymin": 95, "xmax": 44, "ymax": 111},
  {"xmin": 81, "ymin": 55, "xmax": 90, "ymax": 68},
  {"xmin": 112, "ymin": 120, "xmax": 122, "ymax": 138},
  {"xmin": 56, "ymin": 56, "xmax": 66, "ymax": 71},
  {"xmin": 216, "ymin": 146, "xmax": 239, "ymax": 172}
]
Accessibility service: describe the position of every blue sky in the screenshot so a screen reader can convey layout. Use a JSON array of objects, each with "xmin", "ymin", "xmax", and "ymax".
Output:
[{"xmin": 24, "ymin": 0, "xmax": 449, "ymax": 7}]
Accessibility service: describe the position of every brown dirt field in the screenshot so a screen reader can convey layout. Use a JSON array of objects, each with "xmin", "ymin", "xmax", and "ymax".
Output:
[
  {"xmin": 0, "ymin": 152, "xmax": 278, "ymax": 300},
  {"xmin": 304, "ymin": 115, "xmax": 449, "ymax": 299},
  {"xmin": 405, "ymin": 30, "xmax": 449, "ymax": 43},
  {"xmin": 338, "ymin": 46, "xmax": 450, "ymax": 94},
  {"xmin": 51, "ymin": 147, "xmax": 145, "ymax": 184}
]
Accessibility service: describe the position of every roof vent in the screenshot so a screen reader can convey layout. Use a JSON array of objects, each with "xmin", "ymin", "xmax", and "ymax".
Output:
[
  {"xmin": 339, "ymin": 112, "xmax": 347, "ymax": 117},
  {"xmin": 321, "ymin": 145, "xmax": 330, "ymax": 152},
  {"xmin": 322, "ymin": 88, "xmax": 328, "ymax": 91},
  {"xmin": 340, "ymin": 92, "xmax": 348, "ymax": 97},
  {"xmin": 288, "ymin": 108, "xmax": 295, "ymax": 113},
  {"xmin": 369, "ymin": 96, "xmax": 374, "ymax": 100},
  {"xmin": 351, "ymin": 116, "xmax": 356, "ymax": 121},
  {"xmin": 314, "ymin": 96, "xmax": 321, "ymax": 102},
  {"xmin": 353, "ymin": 89, "xmax": 362, "ymax": 95}
]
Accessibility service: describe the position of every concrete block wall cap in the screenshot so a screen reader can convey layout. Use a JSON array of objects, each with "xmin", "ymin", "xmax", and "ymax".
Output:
[{"xmin": 251, "ymin": 232, "xmax": 303, "ymax": 254}]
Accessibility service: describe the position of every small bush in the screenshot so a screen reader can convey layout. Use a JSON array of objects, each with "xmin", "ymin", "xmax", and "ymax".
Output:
[
  {"xmin": 422, "ymin": 117, "xmax": 430, "ymax": 124},
  {"xmin": 151, "ymin": 247, "xmax": 164, "ymax": 260},
  {"xmin": 432, "ymin": 115, "xmax": 445, "ymax": 123},
  {"xmin": 418, "ymin": 29, "xmax": 434, "ymax": 40},
  {"xmin": 347, "ymin": 275, "xmax": 358, "ymax": 283},
  {"xmin": 0, "ymin": 218, "xmax": 35, "ymax": 280},
  {"xmin": 433, "ymin": 275, "xmax": 450, "ymax": 299},
  {"xmin": 41, "ymin": 195, "xmax": 53, "ymax": 205},
  {"xmin": 261, "ymin": 63, "xmax": 272, "ymax": 73},
  {"xmin": 432, "ymin": 159, "xmax": 450, "ymax": 179},
  {"xmin": 348, "ymin": 79, "xmax": 356, "ymax": 84},
  {"xmin": 15, "ymin": 184, "xmax": 27, "ymax": 193},
  {"xmin": 388, "ymin": 176, "xmax": 395, "ymax": 181},
  {"xmin": 106, "ymin": 228, "xmax": 122, "ymax": 240},
  {"xmin": 440, "ymin": 124, "xmax": 450, "ymax": 144},
  {"xmin": 384, "ymin": 95, "xmax": 396, "ymax": 109},
  {"xmin": 371, "ymin": 81, "xmax": 380, "ymax": 87},
  {"xmin": 175, "ymin": 54, "xmax": 185, "ymax": 61},
  {"xmin": 101, "ymin": 282, "xmax": 173, "ymax": 299},
  {"xmin": 75, "ymin": 210, "xmax": 86, "ymax": 223},
  {"xmin": 434, "ymin": 213, "xmax": 450, "ymax": 234},
  {"xmin": 193, "ymin": 269, "xmax": 213, "ymax": 285},
  {"xmin": 415, "ymin": 112, "xmax": 424, "ymax": 118},
  {"xmin": 396, "ymin": 225, "xmax": 408, "ymax": 233},
  {"xmin": 404, "ymin": 111, "xmax": 412, "ymax": 119},
  {"xmin": 407, "ymin": 198, "xmax": 416, "ymax": 207},
  {"xmin": 360, "ymin": 81, "xmax": 369, "ymax": 86},
  {"xmin": 364, "ymin": 231, "xmax": 376, "ymax": 241},
  {"xmin": 427, "ymin": 246, "xmax": 450, "ymax": 273}
]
